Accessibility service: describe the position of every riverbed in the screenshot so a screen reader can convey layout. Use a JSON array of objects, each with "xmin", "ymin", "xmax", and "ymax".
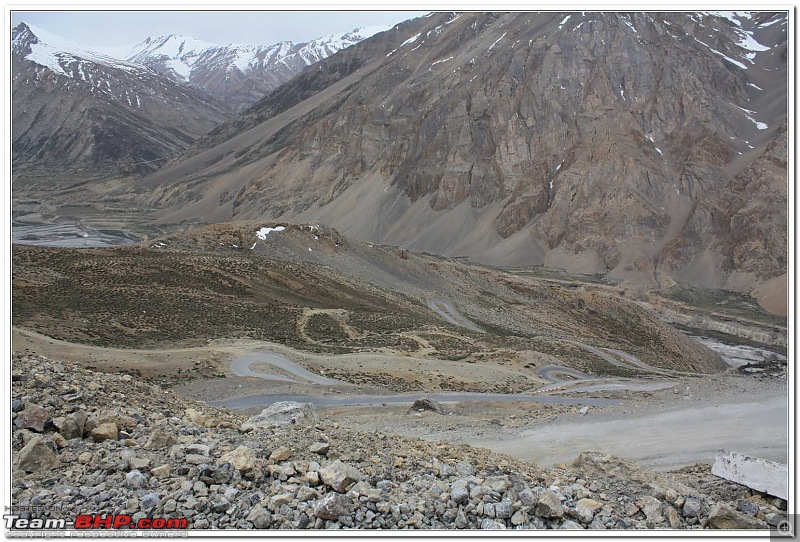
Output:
[{"xmin": 12, "ymin": 222, "xmax": 136, "ymax": 247}]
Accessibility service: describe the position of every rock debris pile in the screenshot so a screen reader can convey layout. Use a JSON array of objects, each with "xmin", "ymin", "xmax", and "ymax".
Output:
[{"xmin": 11, "ymin": 354, "xmax": 785, "ymax": 530}]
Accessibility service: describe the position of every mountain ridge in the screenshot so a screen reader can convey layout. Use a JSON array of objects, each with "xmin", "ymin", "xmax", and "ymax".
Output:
[
  {"xmin": 96, "ymin": 25, "xmax": 395, "ymax": 110},
  {"xmin": 127, "ymin": 11, "xmax": 787, "ymax": 312},
  {"xmin": 11, "ymin": 22, "xmax": 233, "ymax": 179}
]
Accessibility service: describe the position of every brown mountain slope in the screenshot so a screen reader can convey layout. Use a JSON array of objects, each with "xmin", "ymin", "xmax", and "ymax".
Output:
[
  {"xmin": 11, "ymin": 23, "xmax": 232, "ymax": 183},
  {"xmin": 121, "ymin": 12, "xmax": 786, "ymax": 303}
]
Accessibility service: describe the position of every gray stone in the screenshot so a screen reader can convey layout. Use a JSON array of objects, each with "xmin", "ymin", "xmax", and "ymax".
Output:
[
  {"xmin": 247, "ymin": 505, "xmax": 272, "ymax": 529},
  {"xmin": 589, "ymin": 518, "xmax": 607, "ymax": 529},
  {"xmin": 140, "ymin": 493, "xmax": 159, "ymax": 511},
  {"xmin": 510, "ymin": 510, "xmax": 527, "ymax": 526},
  {"xmin": 451, "ymin": 486, "xmax": 469, "ymax": 505},
  {"xmin": 481, "ymin": 518, "xmax": 506, "ymax": 530},
  {"xmin": 535, "ymin": 490, "xmax": 564, "ymax": 519},
  {"xmin": 319, "ymin": 460, "xmax": 362, "ymax": 493},
  {"xmin": 738, "ymin": 499, "xmax": 759, "ymax": 516},
  {"xmin": 309, "ymin": 442, "xmax": 330, "ymax": 456},
  {"xmin": 144, "ymin": 431, "xmax": 177, "ymax": 450},
  {"xmin": 297, "ymin": 487, "xmax": 320, "ymax": 502},
  {"xmin": 212, "ymin": 462, "xmax": 237, "ymax": 484},
  {"xmin": 707, "ymin": 504, "xmax": 765, "ymax": 529},
  {"xmin": 495, "ymin": 501, "xmax": 512, "ymax": 519},
  {"xmin": 185, "ymin": 443, "xmax": 210, "ymax": 456},
  {"xmin": 409, "ymin": 397, "xmax": 444, "ymax": 414},
  {"xmin": 518, "ymin": 488, "xmax": 537, "ymax": 507},
  {"xmin": 455, "ymin": 462, "xmax": 476, "ymax": 476},
  {"xmin": 454, "ymin": 510, "xmax": 468, "ymax": 529},
  {"xmin": 209, "ymin": 495, "xmax": 230, "ymax": 513},
  {"xmin": 561, "ymin": 519, "xmax": 585, "ymax": 530},
  {"xmin": 484, "ymin": 476, "xmax": 511, "ymax": 492},
  {"xmin": 125, "ymin": 470, "xmax": 147, "ymax": 490},
  {"xmin": 314, "ymin": 493, "xmax": 352, "ymax": 520},
  {"xmin": 470, "ymin": 485, "xmax": 488, "ymax": 499},
  {"xmin": 14, "ymin": 404, "xmax": 49, "ymax": 432},
  {"xmin": 192, "ymin": 481, "xmax": 208, "ymax": 497},
  {"xmin": 682, "ymin": 496, "xmax": 702, "ymax": 518},
  {"xmin": 16, "ymin": 436, "xmax": 60, "ymax": 473},
  {"xmin": 766, "ymin": 513, "xmax": 787, "ymax": 528},
  {"xmin": 59, "ymin": 416, "xmax": 83, "ymax": 440},
  {"xmin": 638, "ymin": 496, "xmax": 663, "ymax": 524},
  {"xmin": 239, "ymin": 402, "xmax": 318, "ymax": 432},
  {"xmin": 572, "ymin": 504, "xmax": 595, "ymax": 524}
]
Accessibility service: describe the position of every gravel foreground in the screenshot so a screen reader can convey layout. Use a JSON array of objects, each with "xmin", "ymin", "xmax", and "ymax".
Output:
[{"xmin": 10, "ymin": 354, "xmax": 788, "ymax": 532}]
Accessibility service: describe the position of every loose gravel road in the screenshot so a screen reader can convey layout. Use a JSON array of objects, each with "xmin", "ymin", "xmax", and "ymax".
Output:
[
  {"xmin": 426, "ymin": 298, "xmax": 483, "ymax": 332},
  {"xmin": 473, "ymin": 391, "xmax": 788, "ymax": 471},
  {"xmin": 230, "ymin": 352, "xmax": 343, "ymax": 385},
  {"xmin": 222, "ymin": 352, "xmax": 618, "ymax": 409},
  {"xmin": 211, "ymin": 392, "xmax": 617, "ymax": 410}
]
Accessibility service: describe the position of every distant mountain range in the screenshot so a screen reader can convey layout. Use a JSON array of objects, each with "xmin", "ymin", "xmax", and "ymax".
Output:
[
  {"xmin": 100, "ymin": 26, "xmax": 393, "ymax": 110},
  {"xmin": 11, "ymin": 21, "xmax": 389, "ymax": 177}
]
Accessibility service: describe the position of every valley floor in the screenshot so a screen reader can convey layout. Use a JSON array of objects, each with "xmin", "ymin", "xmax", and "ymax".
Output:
[{"xmin": 15, "ymin": 326, "xmax": 787, "ymax": 474}]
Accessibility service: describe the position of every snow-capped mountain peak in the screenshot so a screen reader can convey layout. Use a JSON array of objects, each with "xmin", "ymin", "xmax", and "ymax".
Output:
[
  {"xmin": 12, "ymin": 20, "xmax": 398, "ymax": 111},
  {"xmin": 13, "ymin": 22, "xmax": 148, "ymax": 77}
]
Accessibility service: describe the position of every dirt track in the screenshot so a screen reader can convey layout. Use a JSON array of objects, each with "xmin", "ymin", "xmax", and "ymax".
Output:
[{"xmin": 472, "ymin": 390, "xmax": 788, "ymax": 471}]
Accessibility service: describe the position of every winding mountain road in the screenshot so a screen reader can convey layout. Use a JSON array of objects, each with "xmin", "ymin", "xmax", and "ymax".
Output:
[
  {"xmin": 211, "ymin": 391, "xmax": 617, "ymax": 410},
  {"xmin": 223, "ymin": 351, "xmax": 618, "ymax": 410},
  {"xmin": 426, "ymin": 298, "xmax": 483, "ymax": 332},
  {"xmin": 230, "ymin": 353, "xmax": 344, "ymax": 385}
]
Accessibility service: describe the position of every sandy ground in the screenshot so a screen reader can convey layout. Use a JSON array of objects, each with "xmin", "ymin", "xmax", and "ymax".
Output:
[{"xmin": 471, "ymin": 389, "xmax": 788, "ymax": 471}]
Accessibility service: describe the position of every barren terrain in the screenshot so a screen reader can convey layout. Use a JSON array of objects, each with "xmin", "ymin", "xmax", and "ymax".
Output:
[{"xmin": 12, "ymin": 221, "xmax": 788, "ymax": 478}]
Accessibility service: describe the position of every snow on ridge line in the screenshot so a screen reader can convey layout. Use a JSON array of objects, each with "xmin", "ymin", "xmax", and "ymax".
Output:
[
  {"xmin": 19, "ymin": 23, "xmax": 148, "ymax": 75},
  {"xmin": 256, "ymin": 226, "xmax": 286, "ymax": 240}
]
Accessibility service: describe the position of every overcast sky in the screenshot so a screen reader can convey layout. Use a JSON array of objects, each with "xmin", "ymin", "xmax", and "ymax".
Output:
[{"xmin": 11, "ymin": 11, "xmax": 429, "ymax": 47}]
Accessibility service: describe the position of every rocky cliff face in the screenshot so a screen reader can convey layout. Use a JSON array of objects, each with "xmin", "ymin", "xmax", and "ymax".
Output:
[
  {"xmin": 139, "ymin": 12, "xmax": 786, "ymax": 304},
  {"xmin": 12, "ymin": 23, "xmax": 232, "ymax": 180}
]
